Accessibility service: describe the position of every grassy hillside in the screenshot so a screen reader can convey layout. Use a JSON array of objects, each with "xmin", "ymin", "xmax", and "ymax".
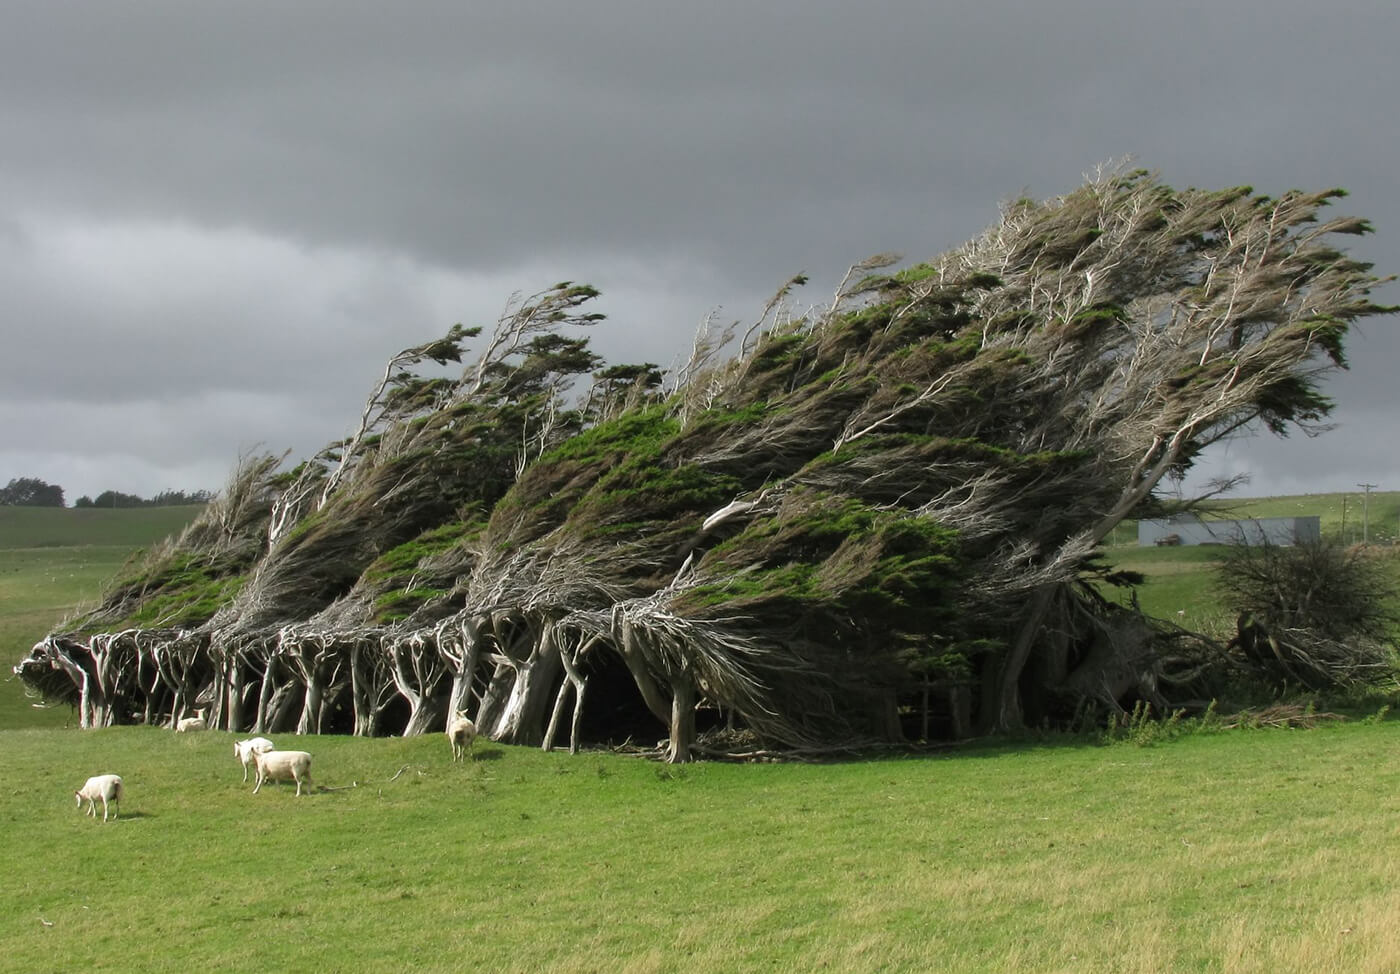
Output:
[
  {"xmin": 1201, "ymin": 491, "xmax": 1400, "ymax": 546},
  {"xmin": 4, "ymin": 721, "xmax": 1398, "ymax": 972},
  {"xmin": 1102, "ymin": 492, "xmax": 1400, "ymax": 625},
  {"xmin": 0, "ymin": 504, "xmax": 205, "ymax": 549},
  {"xmin": 1102, "ymin": 491, "xmax": 1400, "ymax": 547},
  {"xmin": 0, "ymin": 505, "xmax": 204, "ymax": 728}
]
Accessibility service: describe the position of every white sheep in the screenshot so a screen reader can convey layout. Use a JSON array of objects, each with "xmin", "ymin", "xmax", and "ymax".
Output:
[
  {"xmin": 175, "ymin": 708, "xmax": 208, "ymax": 732},
  {"xmin": 75, "ymin": 774, "xmax": 124, "ymax": 822},
  {"xmin": 234, "ymin": 737, "xmax": 276, "ymax": 782},
  {"xmin": 447, "ymin": 711, "xmax": 477, "ymax": 762},
  {"xmin": 252, "ymin": 749, "xmax": 313, "ymax": 796}
]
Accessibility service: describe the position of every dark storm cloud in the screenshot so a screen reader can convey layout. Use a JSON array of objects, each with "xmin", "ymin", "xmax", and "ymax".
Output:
[{"xmin": 2, "ymin": 0, "xmax": 1397, "ymax": 500}]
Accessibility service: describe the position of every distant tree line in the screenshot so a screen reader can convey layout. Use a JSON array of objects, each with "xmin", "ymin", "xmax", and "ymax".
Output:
[
  {"xmin": 1, "ymin": 477, "xmax": 211, "ymax": 508},
  {"xmin": 0, "ymin": 477, "xmax": 65, "ymax": 507},
  {"xmin": 73, "ymin": 489, "xmax": 214, "ymax": 508}
]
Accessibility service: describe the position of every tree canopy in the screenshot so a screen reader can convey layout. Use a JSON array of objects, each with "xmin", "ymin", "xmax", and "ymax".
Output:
[
  {"xmin": 15, "ymin": 167, "xmax": 1395, "ymax": 759},
  {"xmin": 1, "ymin": 477, "xmax": 64, "ymax": 507}
]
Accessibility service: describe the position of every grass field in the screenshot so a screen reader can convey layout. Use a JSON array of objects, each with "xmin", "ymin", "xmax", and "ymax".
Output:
[
  {"xmin": 0, "ymin": 505, "xmax": 205, "ymax": 549},
  {"xmin": 5, "ymin": 720, "xmax": 1400, "ymax": 972},
  {"xmin": 1100, "ymin": 492, "xmax": 1400, "ymax": 629},
  {"xmin": 0, "ymin": 505, "xmax": 203, "ymax": 728},
  {"xmin": 4, "ymin": 500, "xmax": 1400, "ymax": 971}
]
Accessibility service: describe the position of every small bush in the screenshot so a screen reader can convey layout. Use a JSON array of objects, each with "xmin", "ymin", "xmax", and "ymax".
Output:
[{"xmin": 1215, "ymin": 539, "xmax": 1399, "ymax": 692}]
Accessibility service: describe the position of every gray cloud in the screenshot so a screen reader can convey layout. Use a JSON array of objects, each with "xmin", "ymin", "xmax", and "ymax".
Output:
[{"xmin": 2, "ymin": 0, "xmax": 1397, "ymax": 501}]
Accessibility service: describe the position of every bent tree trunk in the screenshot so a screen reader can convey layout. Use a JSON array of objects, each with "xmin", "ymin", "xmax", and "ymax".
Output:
[
  {"xmin": 668, "ymin": 673, "xmax": 697, "ymax": 764},
  {"xmin": 488, "ymin": 622, "xmax": 563, "ymax": 746},
  {"xmin": 389, "ymin": 634, "xmax": 448, "ymax": 737},
  {"xmin": 543, "ymin": 632, "xmax": 601, "ymax": 754},
  {"xmin": 987, "ymin": 583, "xmax": 1057, "ymax": 734},
  {"xmin": 255, "ymin": 655, "xmax": 278, "ymax": 733},
  {"xmin": 350, "ymin": 637, "xmax": 395, "ymax": 737},
  {"xmin": 614, "ymin": 616, "xmax": 693, "ymax": 763},
  {"xmin": 439, "ymin": 615, "xmax": 485, "ymax": 720}
]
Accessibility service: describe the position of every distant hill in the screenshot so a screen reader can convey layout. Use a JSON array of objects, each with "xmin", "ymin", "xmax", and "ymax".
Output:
[
  {"xmin": 0, "ymin": 505, "xmax": 206, "ymax": 549},
  {"xmin": 1104, "ymin": 492, "xmax": 1400, "ymax": 548},
  {"xmin": 1199, "ymin": 492, "xmax": 1400, "ymax": 546}
]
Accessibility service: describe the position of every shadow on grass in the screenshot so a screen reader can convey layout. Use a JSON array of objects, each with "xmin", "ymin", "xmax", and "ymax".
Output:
[{"xmin": 86, "ymin": 810, "xmax": 153, "ymax": 821}]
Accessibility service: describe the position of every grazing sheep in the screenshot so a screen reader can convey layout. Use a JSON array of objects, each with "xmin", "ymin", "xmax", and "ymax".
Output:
[
  {"xmin": 447, "ymin": 711, "xmax": 477, "ymax": 762},
  {"xmin": 234, "ymin": 737, "xmax": 276, "ymax": 782},
  {"xmin": 175, "ymin": 708, "xmax": 207, "ymax": 732},
  {"xmin": 75, "ymin": 774, "xmax": 124, "ymax": 822},
  {"xmin": 252, "ymin": 749, "xmax": 313, "ymax": 796}
]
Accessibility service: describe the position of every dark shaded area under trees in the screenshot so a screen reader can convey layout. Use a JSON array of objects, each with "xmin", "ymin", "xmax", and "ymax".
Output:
[{"xmin": 14, "ymin": 167, "xmax": 1397, "ymax": 760}]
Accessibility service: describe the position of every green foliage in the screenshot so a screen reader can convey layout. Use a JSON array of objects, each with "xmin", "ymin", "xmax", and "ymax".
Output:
[
  {"xmin": 489, "ymin": 402, "xmax": 683, "ymax": 538},
  {"xmin": 681, "ymin": 492, "xmax": 965, "ymax": 666},
  {"xmin": 535, "ymin": 401, "xmax": 677, "ymax": 465},
  {"xmin": 0, "ymin": 476, "xmax": 64, "ymax": 507},
  {"xmin": 92, "ymin": 547, "xmax": 253, "ymax": 631},
  {"xmin": 363, "ymin": 521, "xmax": 478, "ymax": 584},
  {"xmin": 124, "ymin": 570, "xmax": 246, "ymax": 628},
  {"xmin": 20, "ymin": 171, "xmax": 1396, "ymax": 744},
  {"xmin": 76, "ymin": 487, "xmax": 213, "ymax": 509},
  {"xmin": 572, "ymin": 459, "xmax": 742, "ymax": 535},
  {"xmin": 372, "ymin": 587, "xmax": 450, "ymax": 623},
  {"xmin": 1101, "ymin": 700, "xmax": 1194, "ymax": 746}
]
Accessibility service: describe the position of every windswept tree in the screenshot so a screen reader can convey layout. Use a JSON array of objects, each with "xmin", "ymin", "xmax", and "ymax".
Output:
[{"xmin": 17, "ymin": 166, "xmax": 1395, "ymax": 757}]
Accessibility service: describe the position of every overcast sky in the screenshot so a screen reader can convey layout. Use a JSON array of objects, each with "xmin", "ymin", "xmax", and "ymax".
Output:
[{"xmin": 3, "ymin": 0, "xmax": 1397, "ymax": 506}]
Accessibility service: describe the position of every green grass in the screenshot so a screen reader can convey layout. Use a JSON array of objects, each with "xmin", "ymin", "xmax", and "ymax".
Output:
[
  {"xmin": 0, "ymin": 505, "xmax": 205, "ymax": 549},
  {"xmin": 0, "ymin": 546, "xmax": 141, "ymax": 729},
  {"xmin": 1101, "ymin": 545, "xmax": 1236, "ymax": 627},
  {"xmin": 1102, "ymin": 492, "xmax": 1400, "ymax": 628},
  {"xmin": 1104, "ymin": 492, "xmax": 1400, "ymax": 548},
  {"xmin": 0, "ymin": 505, "xmax": 204, "ymax": 729},
  {"xmin": 5, "ymin": 501, "xmax": 1400, "ymax": 970},
  {"xmin": 1200, "ymin": 491, "xmax": 1400, "ymax": 546},
  {"xmin": 4, "ymin": 723, "xmax": 1400, "ymax": 972}
]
